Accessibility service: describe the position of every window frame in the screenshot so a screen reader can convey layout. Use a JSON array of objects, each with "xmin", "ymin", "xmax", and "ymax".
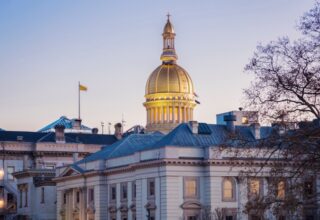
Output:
[
  {"xmin": 88, "ymin": 187, "xmax": 94, "ymax": 204},
  {"xmin": 41, "ymin": 187, "xmax": 45, "ymax": 204},
  {"xmin": 110, "ymin": 184, "xmax": 117, "ymax": 202},
  {"xmin": 222, "ymin": 177, "xmax": 237, "ymax": 202},
  {"xmin": 183, "ymin": 177, "xmax": 199, "ymax": 200},
  {"xmin": 147, "ymin": 178, "xmax": 156, "ymax": 199},
  {"xmin": 248, "ymin": 178, "xmax": 263, "ymax": 199},
  {"xmin": 121, "ymin": 182, "xmax": 128, "ymax": 202},
  {"xmin": 276, "ymin": 180, "xmax": 286, "ymax": 200},
  {"xmin": 76, "ymin": 190, "xmax": 80, "ymax": 204},
  {"xmin": 132, "ymin": 181, "xmax": 136, "ymax": 201},
  {"xmin": 7, "ymin": 166, "xmax": 15, "ymax": 181},
  {"xmin": 304, "ymin": 178, "xmax": 316, "ymax": 199}
]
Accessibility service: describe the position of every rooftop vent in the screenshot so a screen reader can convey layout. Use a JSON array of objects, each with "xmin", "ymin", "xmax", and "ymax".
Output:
[
  {"xmin": 224, "ymin": 115, "xmax": 236, "ymax": 133},
  {"xmin": 188, "ymin": 121, "xmax": 199, "ymax": 134}
]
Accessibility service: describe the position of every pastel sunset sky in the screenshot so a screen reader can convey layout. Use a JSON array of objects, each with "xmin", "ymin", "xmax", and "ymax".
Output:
[{"xmin": 0, "ymin": 0, "xmax": 314, "ymax": 132}]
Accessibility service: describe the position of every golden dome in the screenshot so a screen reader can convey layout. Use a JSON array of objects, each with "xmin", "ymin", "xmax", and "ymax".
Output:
[
  {"xmin": 145, "ymin": 63, "xmax": 194, "ymax": 95},
  {"xmin": 163, "ymin": 19, "xmax": 175, "ymax": 34}
]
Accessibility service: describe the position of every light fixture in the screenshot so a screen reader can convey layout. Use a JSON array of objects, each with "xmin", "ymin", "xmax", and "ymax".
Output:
[
  {"xmin": 0, "ymin": 169, "xmax": 4, "ymax": 180},
  {"xmin": 0, "ymin": 198, "xmax": 4, "ymax": 208}
]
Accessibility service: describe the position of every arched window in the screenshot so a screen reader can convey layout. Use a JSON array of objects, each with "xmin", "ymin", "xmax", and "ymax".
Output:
[
  {"xmin": 222, "ymin": 177, "xmax": 236, "ymax": 201},
  {"xmin": 277, "ymin": 180, "xmax": 285, "ymax": 199}
]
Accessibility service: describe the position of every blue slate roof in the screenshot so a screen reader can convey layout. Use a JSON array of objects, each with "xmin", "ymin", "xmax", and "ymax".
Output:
[
  {"xmin": 77, "ymin": 122, "xmax": 272, "ymax": 163},
  {"xmin": 76, "ymin": 133, "xmax": 164, "ymax": 164},
  {"xmin": 0, "ymin": 130, "xmax": 117, "ymax": 145},
  {"xmin": 38, "ymin": 116, "xmax": 91, "ymax": 132}
]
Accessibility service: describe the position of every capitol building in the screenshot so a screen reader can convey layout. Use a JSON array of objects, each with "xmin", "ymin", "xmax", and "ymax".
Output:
[{"xmin": 0, "ymin": 16, "xmax": 319, "ymax": 220}]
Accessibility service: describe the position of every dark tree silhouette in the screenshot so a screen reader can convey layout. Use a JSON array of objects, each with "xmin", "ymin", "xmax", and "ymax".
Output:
[{"xmin": 239, "ymin": 1, "xmax": 320, "ymax": 218}]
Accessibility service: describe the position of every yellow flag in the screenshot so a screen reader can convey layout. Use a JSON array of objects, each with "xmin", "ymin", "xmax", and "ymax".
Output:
[{"xmin": 79, "ymin": 84, "xmax": 87, "ymax": 91}]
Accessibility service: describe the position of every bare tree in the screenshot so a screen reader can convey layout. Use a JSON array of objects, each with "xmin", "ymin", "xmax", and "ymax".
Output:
[
  {"xmin": 244, "ymin": 2, "xmax": 320, "ymax": 123},
  {"xmin": 238, "ymin": 1, "xmax": 320, "ymax": 218}
]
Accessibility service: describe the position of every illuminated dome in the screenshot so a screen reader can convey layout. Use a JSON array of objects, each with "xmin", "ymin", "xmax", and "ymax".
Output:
[
  {"xmin": 143, "ymin": 15, "xmax": 197, "ymax": 133},
  {"xmin": 145, "ymin": 64, "xmax": 194, "ymax": 95}
]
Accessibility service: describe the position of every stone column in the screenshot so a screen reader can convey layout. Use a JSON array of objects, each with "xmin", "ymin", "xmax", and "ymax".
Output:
[
  {"xmin": 167, "ymin": 106, "xmax": 170, "ymax": 123},
  {"xmin": 160, "ymin": 106, "xmax": 163, "ymax": 124},
  {"xmin": 155, "ymin": 107, "xmax": 158, "ymax": 124},
  {"xmin": 81, "ymin": 187, "xmax": 87, "ymax": 220},
  {"xmin": 178, "ymin": 105, "xmax": 181, "ymax": 123},
  {"xmin": 172, "ymin": 104, "xmax": 175, "ymax": 123},
  {"xmin": 150, "ymin": 108, "xmax": 153, "ymax": 124}
]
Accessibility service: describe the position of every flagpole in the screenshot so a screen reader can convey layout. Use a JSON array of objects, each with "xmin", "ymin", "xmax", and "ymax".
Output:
[{"xmin": 78, "ymin": 81, "xmax": 80, "ymax": 120}]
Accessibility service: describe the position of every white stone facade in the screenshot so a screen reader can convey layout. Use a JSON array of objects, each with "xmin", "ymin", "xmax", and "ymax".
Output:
[{"xmin": 55, "ymin": 145, "xmax": 320, "ymax": 220}]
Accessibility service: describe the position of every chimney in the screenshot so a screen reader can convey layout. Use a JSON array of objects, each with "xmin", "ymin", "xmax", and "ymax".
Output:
[
  {"xmin": 188, "ymin": 121, "xmax": 199, "ymax": 134},
  {"xmin": 224, "ymin": 115, "xmax": 236, "ymax": 133},
  {"xmin": 72, "ymin": 119, "xmax": 82, "ymax": 130},
  {"xmin": 73, "ymin": 152, "xmax": 79, "ymax": 162},
  {"xmin": 250, "ymin": 122, "xmax": 261, "ymax": 139},
  {"xmin": 54, "ymin": 124, "xmax": 65, "ymax": 143},
  {"xmin": 92, "ymin": 128, "xmax": 99, "ymax": 134},
  {"xmin": 114, "ymin": 123, "xmax": 123, "ymax": 140}
]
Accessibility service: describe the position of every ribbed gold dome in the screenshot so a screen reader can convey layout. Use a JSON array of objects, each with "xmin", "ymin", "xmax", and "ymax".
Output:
[{"xmin": 145, "ymin": 63, "xmax": 194, "ymax": 95}]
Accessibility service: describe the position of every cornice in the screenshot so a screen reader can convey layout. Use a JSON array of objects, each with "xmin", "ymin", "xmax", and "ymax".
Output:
[{"xmin": 54, "ymin": 158, "xmax": 299, "ymax": 183}]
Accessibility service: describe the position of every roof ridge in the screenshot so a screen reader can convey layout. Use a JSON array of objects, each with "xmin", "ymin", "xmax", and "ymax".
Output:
[
  {"xmin": 36, "ymin": 132, "xmax": 53, "ymax": 142},
  {"xmin": 107, "ymin": 135, "xmax": 134, "ymax": 159}
]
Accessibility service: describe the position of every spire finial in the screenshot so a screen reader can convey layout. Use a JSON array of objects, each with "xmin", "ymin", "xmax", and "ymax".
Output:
[{"xmin": 167, "ymin": 12, "xmax": 171, "ymax": 21}]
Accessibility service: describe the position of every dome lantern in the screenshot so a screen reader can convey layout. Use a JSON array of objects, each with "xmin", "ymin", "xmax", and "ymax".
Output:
[{"xmin": 160, "ymin": 13, "xmax": 178, "ymax": 63}]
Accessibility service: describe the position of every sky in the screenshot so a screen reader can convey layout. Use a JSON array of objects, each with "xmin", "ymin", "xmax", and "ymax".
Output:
[{"xmin": 0, "ymin": 0, "xmax": 315, "ymax": 132}]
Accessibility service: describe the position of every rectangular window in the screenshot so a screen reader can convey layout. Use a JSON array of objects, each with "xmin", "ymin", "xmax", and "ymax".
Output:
[
  {"xmin": 19, "ymin": 189, "xmax": 23, "ymax": 208},
  {"xmin": 184, "ymin": 177, "xmax": 198, "ymax": 198},
  {"xmin": 110, "ymin": 185, "xmax": 117, "ymax": 202},
  {"xmin": 304, "ymin": 180, "xmax": 314, "ymax": 197},
  {"xmin": 7, "ymin": 166, "xmax": 15, "ymax": 180},
  {"xmin": 132, "ymin": 181, "xmax": 136, "ymax": 200},
  {"xmin": 277, "ymin": 181, "xmax": 285, "ymax": 199},
  {"xmin": 63, "ymin": 193, "xmax": 67, "ymax": 204},
  {"xmin": 226, "ymin": 216, "xmax": 233, "ymax": 220},
  {"xmin": 249, "ymin": 179, "xmax": 261, "ymax": 198},
  {"xmin": 88, "ymin": 188, "xmax": 94, "ymax": 203},
  {"xmin": 41, "ymin": 187, "xmax": 45, "ymax": 204},
  {"xmin": 147, "ymin": 178, "xmax": 155, "ymax": 199},
  {"xmin": 76, "ymin": 191, "xmax": 80, "ymax": 203},
  {"xmin": 121, "ymin": 183, "xmax": 128, "ymax": 201},
  {"xmin": 24, "ymin": 188, "xmax": 28, "ymax": 207}
]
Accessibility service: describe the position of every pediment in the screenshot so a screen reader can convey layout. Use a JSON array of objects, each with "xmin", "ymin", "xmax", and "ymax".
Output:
[{"xmin": 59, "ymin": 166, "xmax": 81, "ymax": 177}]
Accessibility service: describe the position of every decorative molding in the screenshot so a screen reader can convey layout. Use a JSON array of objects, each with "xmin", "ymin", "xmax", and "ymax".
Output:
[
  {"xmin": 55, "ymin": 158, "xmax": 299, "ymax": 182},
  {"xmin": 180, "ymin": 200, "xmax": 202, "ymax": 210},
  {"xmin": 145, "ymin": 201, "xmax": 156, "ymax": 210},
  {"xmin": 108, "ymin": 205, "xmax": 117, "ymax": 213}
]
